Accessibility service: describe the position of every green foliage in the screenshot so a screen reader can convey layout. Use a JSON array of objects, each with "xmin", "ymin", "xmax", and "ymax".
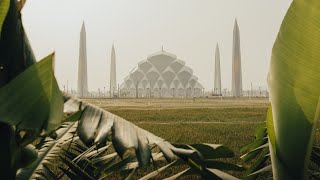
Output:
[
  {"xmin": 240, "ymin": 123, "xmax": 268, "ymax": 163},
  {"xmin": 19, "ymin": 145, "xmax": 38, "ymax": 168},
  {"xmin": 0, "ymin": 53, "xmax": 63, "ymax": 133},
  {"xmin": 240, "ymin": 124, "xmax": 270, "ymax": 179},
  {"xmin": 190, "ymin": 144, "xmax": 235, "ymax": 159},
  {"xmin": 64, "ymin": 110, "xmax": 82, "ymax": 122},
  {"xmin": 241, "ymin": 124, "xmax": 320, "ymax": 179},
  {"xmin": 0, "ymin": 0, "xmax": 9, "ymax": 37},
  {"xmin": 0, "ymin": 0, "xmax": 36, "ymax": 85},
  {"xmin": 267, "ymin": 0, "xmax": 320, "ymax": 178},
  {"xmin": 0, "ymin": 0, "xmax": 63, "ymax": 178}
]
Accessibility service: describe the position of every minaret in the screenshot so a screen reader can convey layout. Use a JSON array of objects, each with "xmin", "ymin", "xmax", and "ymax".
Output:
[
  {"xmin": 110, "ymin": 44, "xmax": 117, "ymax": 97},
  {"xmin": 214, "ymin": 43, "xmax": 222, "ymax": 95},
  {"xmin": 77, "ymin": 22, "xmax": 88, "ymax": 97},
  {"xmin": 231, "ymin": 19, "xmax": 242, "ymax": 97}
]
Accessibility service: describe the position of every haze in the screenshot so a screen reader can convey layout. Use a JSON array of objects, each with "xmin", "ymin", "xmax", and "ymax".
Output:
[{"xmin": 21, "ymin": 0, "xmax": 292, "ymax": 92}]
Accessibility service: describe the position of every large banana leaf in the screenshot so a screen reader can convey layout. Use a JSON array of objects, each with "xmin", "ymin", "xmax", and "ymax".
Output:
[
  {"xmin": 0, "ymin": 0, "xmax": 61, "ymax": 178},
  {"xmin": 0, "ymin": 53, "xmax": 63, "ymax": 134},
  {"xmin": 0, "ymin": 0, "xmax": 62, "ymax": 142},
  {"xmin": 267, "ymin": 1, "xmax": 320, "ymax": 178},
  {"xmin": 0, "ymin": 0, "xmax": 36, "ymax": 87}
]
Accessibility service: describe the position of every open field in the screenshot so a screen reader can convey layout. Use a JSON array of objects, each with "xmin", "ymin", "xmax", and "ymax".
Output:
[
  {"xmin": 82, "ymin": 98, "xmax": 270, "ymax": 178},
  {"xmin": 84, "ymin": 98, "xmax": 269, "ymax": 150},
  {"xmin": 84, "ymin": 97, "xmax": 269, "ymax": 110},
  {"xmin": 82, "ymin": 97, "xmax": 320, "ymax": 179}
]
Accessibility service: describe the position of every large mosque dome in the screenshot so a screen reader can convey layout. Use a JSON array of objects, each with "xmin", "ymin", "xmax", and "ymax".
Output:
[{"xmin": 120, "ymin": 49, "xmax": 204, "ymax": 97}]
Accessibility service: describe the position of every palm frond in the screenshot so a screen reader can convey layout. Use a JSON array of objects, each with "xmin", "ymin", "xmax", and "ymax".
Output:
[{"xmin": 16, "ymin": 122, "xmax": 77, "ymax": 179}]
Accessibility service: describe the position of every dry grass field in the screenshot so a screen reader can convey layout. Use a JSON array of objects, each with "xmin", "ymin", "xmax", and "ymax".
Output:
[{"xmin": 81, "ymin": 98, "xmax": 270, "ymax": 179}]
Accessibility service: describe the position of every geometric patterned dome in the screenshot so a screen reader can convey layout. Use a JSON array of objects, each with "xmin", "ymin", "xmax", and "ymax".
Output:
[{"xmin": 120, "ymin": 49, "xmax": 204, "ymax": 97}]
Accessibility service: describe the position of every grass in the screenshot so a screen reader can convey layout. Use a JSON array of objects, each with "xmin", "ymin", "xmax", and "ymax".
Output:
[
  {"xmin": 105, "ymin": 107, "xmax": 266, "ymax": 123},
  {"xmin": 84, "ymin": 97, "xmax": 269, "ymax": 179}
]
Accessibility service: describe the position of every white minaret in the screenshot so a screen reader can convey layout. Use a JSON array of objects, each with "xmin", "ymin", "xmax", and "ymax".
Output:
[
  {"xmin": 231, "ymin": 19, "xmax": 242, "ymax": 97},
  {"xmin": 77, "ymin": 22, "xmax": 88, "ymax": 97},
  {"xmin": 110, "ymin": 44, "xmax": 117, "ymax": 97},
  {"xmin": 214, "ymin": 43, "xmax": 222, "ymax": 95}
]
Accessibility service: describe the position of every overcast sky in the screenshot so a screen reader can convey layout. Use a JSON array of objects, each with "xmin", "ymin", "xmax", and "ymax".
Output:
[{"xmin": 22, "ymin": 0, "xmax": 292, "ymax": 92}]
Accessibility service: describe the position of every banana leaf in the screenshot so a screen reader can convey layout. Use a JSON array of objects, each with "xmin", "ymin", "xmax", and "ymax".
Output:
[{"xmin": 267, "ymin": 0, "xmax": 320, "ymax": 179}]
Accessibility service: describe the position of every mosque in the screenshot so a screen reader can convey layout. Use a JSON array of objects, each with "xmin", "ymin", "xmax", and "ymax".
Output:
[{"xmin": 119, "ymin": 48, "xmax": 204, "ymax": 98}]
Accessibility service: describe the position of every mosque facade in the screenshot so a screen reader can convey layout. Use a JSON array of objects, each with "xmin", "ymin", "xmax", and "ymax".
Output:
[{"xmin": 120, "ymin": 49, "xmax": 204, "ymax": 98}]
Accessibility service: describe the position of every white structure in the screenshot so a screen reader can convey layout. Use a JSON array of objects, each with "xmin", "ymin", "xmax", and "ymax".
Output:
[
  {"xmin": 231, "ymin": 19, "xmax": 242, "ymax": 97},
  {"xmin": 120, "ymin": 49, "xmax": 204, "ymax": 98},
  {"xmin": 109, "ymin": 44, "xmax": 117, "ymax": 97},
  {"xmin": 77, "ymin": 22, "xmax": 88, "ymax": 98},
  {"xmin": 214, "ymin": 43, "xmax": 222, "ymax": 95}
]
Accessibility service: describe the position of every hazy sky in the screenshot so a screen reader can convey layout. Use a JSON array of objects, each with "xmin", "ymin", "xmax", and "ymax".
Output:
[{"xmin": 22, "ymin": 0, "xmax": 292, "ymax": 92}]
